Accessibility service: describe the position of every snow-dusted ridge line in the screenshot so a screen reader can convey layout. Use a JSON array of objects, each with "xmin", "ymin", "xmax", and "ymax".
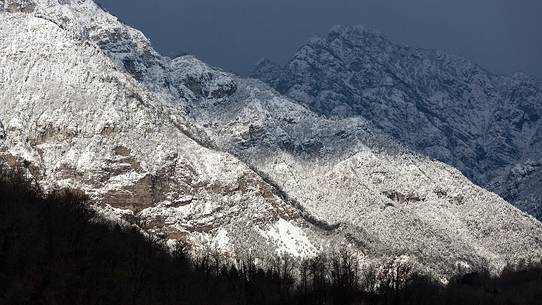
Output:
[
  {"xmin": 0, "ymin": 3, "xmax": 325, "ymax": 262},
  {"xmin": 1, "ymin": 0, "xmax": 542, "ymax": 278},
  {"xmin": 251, "ymin": 24, "xmax": 542, "ymax": 221}
]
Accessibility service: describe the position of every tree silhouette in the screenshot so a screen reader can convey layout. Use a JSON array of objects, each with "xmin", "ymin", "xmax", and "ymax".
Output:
[{"xmin": 0, "ymin": 168, "xmax": 541, "ymax": 305}]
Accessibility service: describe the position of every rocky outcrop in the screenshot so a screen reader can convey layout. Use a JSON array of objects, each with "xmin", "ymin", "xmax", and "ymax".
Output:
[{"xmin": 251, "ymin": 25, "xmax": 542, "ymax": 220}]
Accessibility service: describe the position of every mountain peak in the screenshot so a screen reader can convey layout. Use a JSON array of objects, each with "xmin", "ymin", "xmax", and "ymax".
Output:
[
  {"xmin": 252, "ymin": 24, "xmax": 542, "ymax": 221},
  {"xmin": 323, "ymin": 24, "xmax": 387, "ymax": 45},
  {"xmin": 2, "ymin": 0, "xmax": 94, "ymax": 12},
  {"xmin": 328, "ymin": 24, "xmax": 377, "ymax": 37},
  {"xmin": 2, "ymin": 0, "xmax": 118, "ymax": 30}
]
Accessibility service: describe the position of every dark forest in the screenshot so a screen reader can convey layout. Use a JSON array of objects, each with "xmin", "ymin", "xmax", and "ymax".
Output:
[{"xmin": 1, "ymin": 170, "xmax": 541, "ymax": 305}]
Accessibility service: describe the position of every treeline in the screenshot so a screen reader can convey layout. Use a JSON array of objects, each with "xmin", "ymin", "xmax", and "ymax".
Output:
[{"xmin": 0, "ymin": 169, "xmax": 541, "ymax": 305}]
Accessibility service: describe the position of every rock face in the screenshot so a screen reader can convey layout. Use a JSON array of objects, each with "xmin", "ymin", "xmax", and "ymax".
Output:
[
  {"xmin": 1, "ymin": 1, "xmax": 542, "ymax": 278},
  {"xmin": 251, "ymin": 25, "xmax": 542, "ymax": 221},
  {"xmin": 0, "ymin": 0, "xmax": 322, "ymax": 260}
]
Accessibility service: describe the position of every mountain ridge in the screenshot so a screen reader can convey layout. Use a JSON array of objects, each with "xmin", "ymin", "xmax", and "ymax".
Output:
[
  {"xmin": 1, "ymin": 0, "xmax": 542, "ymax": 279},
  {"xmin": 251, "ymin": 24, "xmax": 542, "ymax": 220}
]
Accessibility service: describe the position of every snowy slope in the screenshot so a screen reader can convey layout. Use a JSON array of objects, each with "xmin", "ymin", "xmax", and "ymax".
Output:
[
  {"xmin": 0, "ymin": 0, "xmax": 326, "ymax": 260},
  {"xmin": 186, "ymin": 74, "xmax": 542, "ymax": 276},
  {"xmin": 251, "ymin": 25, "xmax": 542, "ymax": 220},
  {"xmin": 1, "ymin": 1, "xmax": 541, "ymax": 278}
]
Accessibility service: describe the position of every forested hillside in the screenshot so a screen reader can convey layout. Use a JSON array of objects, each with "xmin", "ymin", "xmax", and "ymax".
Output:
[{"xmin": 1, "ymin": 170, "xmax": 541, "ymax": 305}]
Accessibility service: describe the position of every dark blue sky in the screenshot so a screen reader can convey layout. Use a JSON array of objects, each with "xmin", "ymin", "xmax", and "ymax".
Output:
[{"xmin": 96, "ymin": 0, "xmax": 542, "ymax": 78}]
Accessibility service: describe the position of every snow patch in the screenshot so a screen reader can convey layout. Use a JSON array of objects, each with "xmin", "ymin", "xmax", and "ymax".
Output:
[{"xmin": 257, "ymin": 218, "xmax": 317, "ymax": 258}]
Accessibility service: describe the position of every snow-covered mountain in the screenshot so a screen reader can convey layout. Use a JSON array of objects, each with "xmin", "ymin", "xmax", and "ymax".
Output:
[
  {"xmin": 0, "ymin": 0, "xmax": 325, "ymax": 260},
  {"xmin": 251, "ymin": 25, "xmax": 542, "ymax": 221},
  {"xmin": 1, "ymin": 1, "xmax": 541, "ymax": 278}
]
